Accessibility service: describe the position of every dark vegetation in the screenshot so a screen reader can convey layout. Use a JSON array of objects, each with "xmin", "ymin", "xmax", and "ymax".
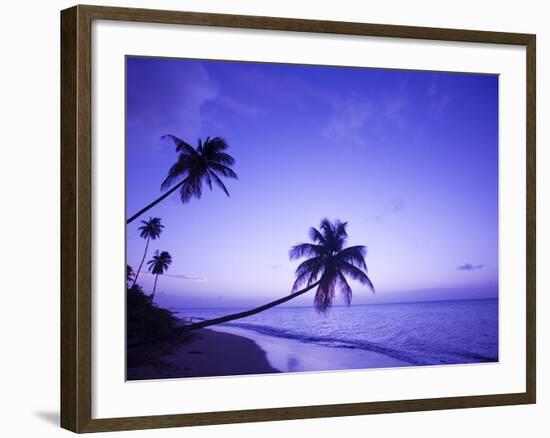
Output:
[{"xmin": 127, "ymin": 285, "xmax": 175, "ymax": 340}]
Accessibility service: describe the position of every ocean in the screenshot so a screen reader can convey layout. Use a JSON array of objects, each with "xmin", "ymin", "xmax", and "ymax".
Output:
[{"xmin": 174, "ymin": 298, "xmax": 498, "ymax": 372}]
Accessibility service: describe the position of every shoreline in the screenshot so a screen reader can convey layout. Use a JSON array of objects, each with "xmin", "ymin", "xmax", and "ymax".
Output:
[
  {"xmin": 127, "ymin": 327, "xmax": 280, "ymax": 381},
  {"xmin": 211, "ymin": 325, "xmax": 410, "ymax": 373},
  {"xmin": 127, "ymin": 318, "xmax": 411, "ymax": 381}
]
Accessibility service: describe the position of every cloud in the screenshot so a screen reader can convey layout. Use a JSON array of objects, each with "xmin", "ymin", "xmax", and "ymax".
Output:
[
  {"xmin": 427, "ymin": 74, "xmax": 454, "ymax": 118},
  {"xmin": 428, "ymin": 75, "xmax": 438, "ymax": 96},
  {"xmin": 383, "ymin": 96, "xmax": 408, "ymax": 129},
  {"xmin": 216, "ymin": 95, "xmax": 261, "ymax": 116},
  {"xmin": 391, "ymin": 198, "xmax": 405, "ymax": 212},
  {"xmin": 430, "ymin": 94, "xmax": 454, "ymax": 118},
  {"xmin": 141, "ymin": 272, "xmax": 207, "ymax": 282},
  {"xmin": 228, "ymin": 66, "xmax": 412, "ymax": 151},
  {"xmin": 457, "ymin": 263, "xmax": 484, "ymax": 271},
  {"xmin": 321, "ymin": 99, "xmax": 373, "ymax": 147},
  {"xmin": 126, "ymin": 58, "xmax": 219, "ymax": 152},
  {"xmin": 374, "ymin": 198, "xmax": 405, "ymax": 222},
  {"xmin": 321, "ymin": 80, "xmax": 412, "ymax": 151}
]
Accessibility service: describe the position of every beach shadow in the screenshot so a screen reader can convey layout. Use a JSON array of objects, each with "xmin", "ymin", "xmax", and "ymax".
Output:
[{"xmin": 34, "ymin": 410, "xmax": 59, "ymax": 427}]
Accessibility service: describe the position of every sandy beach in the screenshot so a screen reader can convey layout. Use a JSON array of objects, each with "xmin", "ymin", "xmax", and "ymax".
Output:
[
  {"xmin": 127, "ymin": 315, "xmax": 413, "ymax": 381},
  {"xmin": 127, "ymin": 328, "xmax": 280, "ymax": 380}
]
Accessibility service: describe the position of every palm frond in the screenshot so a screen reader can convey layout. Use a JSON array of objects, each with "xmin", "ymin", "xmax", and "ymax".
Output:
[
  {"xmin": 319, "ymin": 218, "xmax": 333, "ymax": 237},
  {"xmin": 339, "ymin": 261, "xmax": 375, "ymax": 292},
  {"xmin": 161, "ymin": 154, "xmax": 191, "ymax": 190},
  {"xmin": 314, "ymin": 270, "xmax": 338, "ymax": 313},
  {"xmin": 204, "ymin": 170, "xmax": 213, "ymax": 190},
  {"xmin": 208, "ymin": 171, "xmax": 230, "ymax": 197},
  {"xmin": 337, "ymin": 245, "xmax": 367, "ymax": 270},
  {"xmin": 333, "ymin": 220, "xmax": 349, "ymax": 242},
  {"xmin": 197, "ymin": 138, "xmax": 204, "ymax": 154},
  {"xmin": 289, "ymin": 243, "xmax": 325, "ymax": 260},
  {"xmin": 209, "ymin": 163, "xmax": 239, "ymax": 179},
  {"xmin": 209, "ymin": 152, "xmax": 235, "ymax": 166},
  {"xmin": 126, "ymin": 265, "xmax": 135, "ymax": 283},
  {"xmin": 179, "ymin": 177, "xmax": 202, "ymax": 203},
  {"xmin": 161, "ymin": 134, "xmax": 198, "ymax": 156},
  {"xmin": 337, "ymin": 272, "xmax": 353, "ymax": 305},
  {"xmin": 308, "ymin": 227, "xmax": 326, "ymax": 244},
  {"xmin": 203, "ymin": 137, "xmax": 229, "ymax": 153},
  {"xmin": 292, "ymin": 257, "xmax": 324, "ymax": 291},
  {"xmin": 306, "ymin": 261, "xmax": 325, "ymax": 288}
]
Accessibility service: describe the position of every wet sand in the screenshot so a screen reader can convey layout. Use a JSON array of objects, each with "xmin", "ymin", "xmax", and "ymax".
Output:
[
  {"xmin": 212, "ymin": 325, "xmax": 410, "ymax": 373},
  {"xmin": 127, "ymin": 328, "xmax": 280, "ymax": 380}
]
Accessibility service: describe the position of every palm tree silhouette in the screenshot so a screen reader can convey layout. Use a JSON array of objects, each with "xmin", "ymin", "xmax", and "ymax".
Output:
[
  {"xmin": 126, "ymin": 136, "xmax": 238, "ymax": 224},
  {"xmin": 289, "ymin": 218, "xmax": 375, "ymax": 312},
  {"xmin": 180, "ymin": 219, "xmax": 374, "ymax": 332},
  {"xmin": 132, "ymin": 217, "xmax": 164, "ymax": 287},
  {"xmin": 147, "ymin": 250, "xmax": 172, "ymax": 302},
  {"xmin": 126, "ymin": 265, "xmax": 134, "ymax": 286}
]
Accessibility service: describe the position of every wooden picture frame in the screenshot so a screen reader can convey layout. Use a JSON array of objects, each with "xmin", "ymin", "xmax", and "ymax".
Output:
[{"xmin": 60, "ymin": 4, "xmax": 536, "ymax": 433}]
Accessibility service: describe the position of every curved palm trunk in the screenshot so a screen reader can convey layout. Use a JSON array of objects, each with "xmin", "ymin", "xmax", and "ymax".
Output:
[
  {"xmin": 132, "ymin": 237, "xmax": 150, "ymax": 287},
  {"xmin": 151, "ymin": 274, "xmax": 159, "ymax": 302},
  {"xmin": 127, "ymin": 178, "xmax": 188, "ymax": 224},
  {"xmin": 178, "ymin": 281, "xmax": 321, "ymax": 333}
]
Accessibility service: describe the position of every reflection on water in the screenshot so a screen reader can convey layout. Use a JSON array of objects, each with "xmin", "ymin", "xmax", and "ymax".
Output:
[{"xmin": 287, "ymin": 356, "xmax": 300, "ymax": 372}]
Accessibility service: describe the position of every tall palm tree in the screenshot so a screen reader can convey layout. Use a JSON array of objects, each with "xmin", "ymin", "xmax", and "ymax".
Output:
[
  {"xmin": 147, "ymin": 250, "xmax": 172, "ymax": 302},
  {"xmin": 132, "ymin": 217, "xmax": 164, "ymax": 287},
  {"xmin": 179, "ymin": 219, "xmax": 374, "ymax": 332},
  {"xmin": 126, "ymin": 136, "xmax": 238, "ymax": 224}
]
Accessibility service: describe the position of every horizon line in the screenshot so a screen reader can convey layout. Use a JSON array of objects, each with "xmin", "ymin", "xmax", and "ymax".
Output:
[{"xmin": 167, "ymin": 295, "xmax": 499, "ymax": 311}]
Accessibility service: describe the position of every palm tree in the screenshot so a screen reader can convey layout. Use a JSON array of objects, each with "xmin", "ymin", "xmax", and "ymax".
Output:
[
  {"xmin": 126, "ymin": 265, "xmax": 134, "ymax": 286},
  {"xmin": 147, "ymin": 250, "xmax": 172, "ymax": 302},
  {"xmin": 132, "ymin": 217, "xmax": 164, "ymax": 287},
  {"xmin": 127, "ymin": 136, "xmax": 238, "ymax": 224},
  {"xmin": 179, "ymin": 219, "xmax": 374, "ymax": 332},
  {"xmin": 289, "ymin": 218, "xmax": 375, "ymax": 312}
]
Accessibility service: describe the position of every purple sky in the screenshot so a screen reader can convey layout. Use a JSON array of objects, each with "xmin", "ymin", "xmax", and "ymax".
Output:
[{"xmin": 126, "ymin": 56, "xmax": 499, "ymax": 308}]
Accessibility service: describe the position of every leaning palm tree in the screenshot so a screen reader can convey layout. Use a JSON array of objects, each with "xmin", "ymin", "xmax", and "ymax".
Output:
[
  {"xmin": 147, "ymin": 250, "xmax": 172, "ymax": 302},
  {"xmin": 132, "ymin": 217, "xmax": 164, "ymax": 287},
  {"xmin": 179, "ymin": 219, "xmax": 374, "ymax": 332},
  {"xmin": 127, "ymin": 136, "xmax": 238, "ymax": 224}
]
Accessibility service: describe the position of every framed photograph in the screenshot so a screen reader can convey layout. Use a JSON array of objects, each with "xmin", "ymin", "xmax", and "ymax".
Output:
[{"xmin": 60, "ymin": 5, "xmax": 536, "ymax": 433}]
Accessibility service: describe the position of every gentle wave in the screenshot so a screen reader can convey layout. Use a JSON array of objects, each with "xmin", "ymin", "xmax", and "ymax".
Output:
[
  {"xmin": 217, "ymin": 321, "xmax": 497, "ymax": 365},
  {"xmin": 175, "ymin": 299, "xmax": 499, "ymax": 366}
]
